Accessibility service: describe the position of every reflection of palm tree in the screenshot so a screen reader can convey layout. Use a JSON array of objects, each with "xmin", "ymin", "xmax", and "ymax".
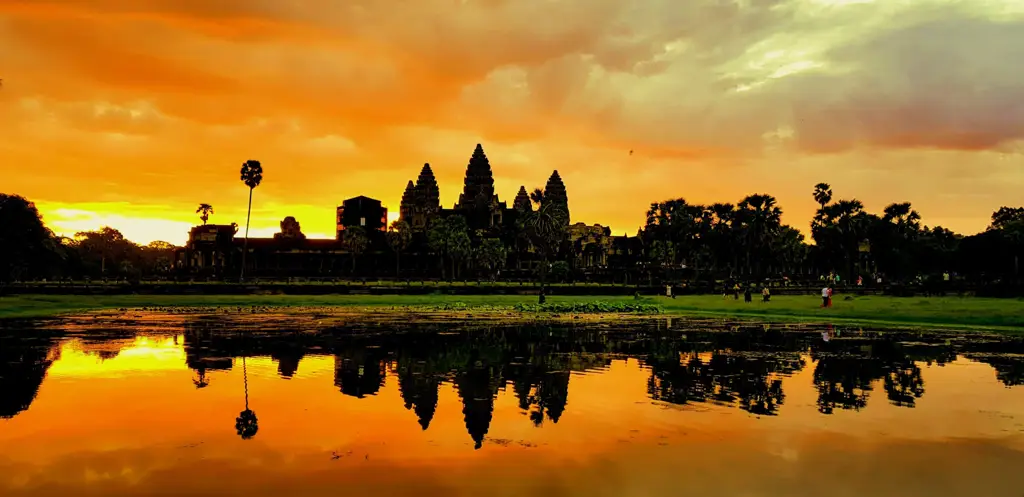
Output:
[
  {"xmin": 193, "ymin": 367, "xmax": 210, "ymax": 389},
  {"xmin": 235, "ymin": 356, "xmax": 259, "ymax": 439},
  {"xmin": 884, "ymin": 363, "xmax": 924, "ymax": 407}
]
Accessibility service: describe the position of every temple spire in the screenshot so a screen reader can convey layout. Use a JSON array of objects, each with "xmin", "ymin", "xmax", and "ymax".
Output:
[
  {"xmin": 543, "ymin": 170, "xmax": 569, "ymax": 226},
  {"xmin": 400, "ymin": 180, "xmax": 416, "ymax": 222},
  {"xmin": 513, "ymin": 186, "xmax": 532, "ymax": 212},
  {"xmin": 415, "ymin": 163, "xmax": 440, "ymax": 211},
  {"xmin": 457, "ymin": 144, "xmax": 495, "ymax": 209}
]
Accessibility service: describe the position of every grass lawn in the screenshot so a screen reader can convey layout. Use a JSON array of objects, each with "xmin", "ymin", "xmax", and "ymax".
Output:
[{"xmin": 2, "ymin": 293, "xmax": 1023, "ymax": 330}]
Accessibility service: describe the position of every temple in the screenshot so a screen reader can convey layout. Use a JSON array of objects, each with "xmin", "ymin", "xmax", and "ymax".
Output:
[
  {"xmin": 174, "ymin": 143, "xmax": 642, "ymax": 280},
  {"xmin": 400, "ymin": 144, "xmax": 521, "ymax": 236}
]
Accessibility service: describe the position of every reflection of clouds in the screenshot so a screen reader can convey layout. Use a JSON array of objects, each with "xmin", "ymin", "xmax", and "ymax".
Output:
[
  {"xmin": 48, "ymin": 337, "xmax": 187, "ymax": 379},
  {"xmin": 3, "ymin": 427, "xmax": 1024, "ymax": 496}
]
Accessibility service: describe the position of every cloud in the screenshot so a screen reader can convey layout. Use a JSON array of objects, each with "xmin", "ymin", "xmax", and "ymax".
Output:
[
  {"xmin": 1, "ymin": 0, "xmax": 1023, "ymax": 243},
  {"xmin": 781, "ymin": 14, "xmax": 1024, "ymax": 152}
]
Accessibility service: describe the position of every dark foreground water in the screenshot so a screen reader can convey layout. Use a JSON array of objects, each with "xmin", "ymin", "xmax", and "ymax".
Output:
[{"xmin": 2, "ymin": 312, "xmax": 1024, "ymax": 497}]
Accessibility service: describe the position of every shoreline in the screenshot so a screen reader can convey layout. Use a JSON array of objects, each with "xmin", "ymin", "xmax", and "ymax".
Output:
[{"xmin": 3, "ymin": 294, "xmax": 1023, "ymax": 332}]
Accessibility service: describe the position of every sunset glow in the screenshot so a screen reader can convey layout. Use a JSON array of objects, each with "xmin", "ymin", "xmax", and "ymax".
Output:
[{"xmin": 2, "ymin": 0, "xmax": 1023, "ymax": 245}]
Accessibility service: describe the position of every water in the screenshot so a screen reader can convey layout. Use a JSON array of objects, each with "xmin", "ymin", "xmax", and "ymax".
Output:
[{"xmin": 2, "ymin": 312, "xmax": 1024, "ymax": 496}]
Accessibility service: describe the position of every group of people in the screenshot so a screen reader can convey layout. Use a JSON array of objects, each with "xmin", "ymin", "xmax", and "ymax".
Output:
[
  {"xmin": 821, "ymin": 285, "xmax": 834, "ymax": 307},
  {"xmin": 722, "ymin": 283, "xmax": 772, "ymax": 303}
]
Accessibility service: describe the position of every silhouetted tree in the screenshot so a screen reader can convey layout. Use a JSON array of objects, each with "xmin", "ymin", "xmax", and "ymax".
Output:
[
  {"xmin": 0, "ymin": 194, "xmax": 63, "ymax": 283},
  {"xmin": 239, "ymin": 160, "xmax": 263, "ymax": 282},
  {"xmin": 387, "ymin": 219, "xmax": 412, "ymax": 277},
  {"xmin": 427, "ymin": 216, "xmax": 471, "ymax": 279},
  {"xmin": 522, "ymin": 190, "xmax": 568, "ymax": 303},
  {"xmin": 475, "ymin": 238, "xmax": 507, "ymax": 280},
  {"xmin": 813, "ymin": 183, "xmax": 833, "ymax": 210},
  {"xmin": 196, "ymin": 203, "xmax": 214, "ymax": 225},
  {"xmin": 343, "ymin": 226, "xmax": 369, "ymax": 274},
  {"xmin": 74, "ymin": 227, "xmax": 133, "ymax": 277}
]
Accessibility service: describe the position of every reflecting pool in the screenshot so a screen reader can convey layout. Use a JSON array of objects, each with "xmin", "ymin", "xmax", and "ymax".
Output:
[{"xmin": 2, "ymin": 312, "xmax": 1024, "ymax": 496}]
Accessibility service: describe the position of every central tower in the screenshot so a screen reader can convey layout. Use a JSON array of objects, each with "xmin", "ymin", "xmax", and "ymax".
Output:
[{"xmin": 455, "ymin": 143, "xmax": 495, "ymax": 211}]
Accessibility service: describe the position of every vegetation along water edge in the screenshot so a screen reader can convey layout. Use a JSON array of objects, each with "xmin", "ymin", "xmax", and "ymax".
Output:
[{"xmin": 1, "ymin": 294, "xmax": 1022, "ymax": 331}]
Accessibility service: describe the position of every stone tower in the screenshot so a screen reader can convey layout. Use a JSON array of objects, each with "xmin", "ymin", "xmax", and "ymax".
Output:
[
  {"xmin": 415, "ymin": 163, "xmax": 440, "ymax": 212},
  {"xmin": 399, "ymin": 163, "xmax": 441, "ymax": 231},
  {"xmin": 456, "ymin": 144, "xmax": 495, "ymax": 211},
  {"xmin": 513, "ymin": 186, "xmax": 532, "ymax": 212},
  {"xmin": 399, "ymin": 180, "xmax": 416, "ymax": 222},
  {"xmin": 543, "ymin": 170, "xmax": 569, "ymax": 226}
]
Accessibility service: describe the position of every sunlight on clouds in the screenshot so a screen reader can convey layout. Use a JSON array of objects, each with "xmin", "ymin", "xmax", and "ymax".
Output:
[
  {"xmin": 2, "ymin": 0, "xmax": 1024, "ymax": 242},
  {"xmin": 45, "ymin": 207, "xmax": 195, "ymax": 245}
]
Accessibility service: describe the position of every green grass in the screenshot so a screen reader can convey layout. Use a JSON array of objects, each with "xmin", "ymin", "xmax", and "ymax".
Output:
[
  {"xmin": 1, "ymin": 294, "xmax": 1022, "ymax": 331},
  {"xmin": 12, "ymin": 279, "xmax": 631, "ymax": 287}
]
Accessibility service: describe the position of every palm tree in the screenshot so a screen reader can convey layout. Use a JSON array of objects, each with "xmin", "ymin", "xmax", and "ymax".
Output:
[
  {"xmin": 387, "ymin": 220, "xmax": 412, "ymax": 277},
  {"xmin": 523, "ymin": 200, "xmax": 567, "ymax": 303},
  {"xmin": 239, "ymin": 160, "xmax": 263, "ymax": 282},
  {"xmin": 706, "ymin": 203, "xmax": 736, "ymax": 275},
  {"xmin": 813, "ymin": 183, "xmax": 833, "ymax": 210},
  {"xmin": 235, "ymin": 356, "xmax": 259, "ymax": 440},
  {"xmin": 882, "ymin": 202, "xmax": 922, "ymax": 233},
  {"xmin": 736, "ymin": 194, "xmax": 782, "ymax": 277},
  {"xmin": 196, "ymin": 203, "xmax": 214, "ymax": 225},
  {"xmin": 813, "ymin": 199, "xmax": 868, "ymax": 279},
  {"xmin": 427, "ymin": 216, "xmax": 471, "ymax": 279}
]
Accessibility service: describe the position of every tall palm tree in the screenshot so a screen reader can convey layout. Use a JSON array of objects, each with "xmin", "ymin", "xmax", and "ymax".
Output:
[
  {"xmin": 814, "ymin": 199, "xmax": 867, "ymax": 279},
  {"xmin": 239, "ymin": 160, "xmax": 263, "ymax": 282},
  {"xmin": 737, "ymin": 194, "xmax": 782, "ymax": 277},
  {"xmin": 524, "ymin": 200, "xmax": 567, "ymax": 304},
  {"xmin": 529, "ymin": 187, "xmax": 544, "ymax": 207},
  {"xmin": 813, "ymin": 183, "xmax": 833, "ymax": 210},
  {"xmin": 235, "ymin": 356, "xmax": 259, "ymax": 440},
  {"xmin": 196, "ymin": 203, "xmax": 214, "ymax": 225}
]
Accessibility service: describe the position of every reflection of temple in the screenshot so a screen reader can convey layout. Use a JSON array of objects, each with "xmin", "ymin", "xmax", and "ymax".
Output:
[
  {"xmin": 333, "ymin": 350, "xmax": 387, "ymax": 398},
  {"xmin": 8, "ymin": 320, "xmax": 1024, "ymax": 452},
  {"xmin": 397, "ymin": 360, "xmax": 442, "ymax": 430},
  {"xmin": 455, "ymin": 359, "xmax": 502, "ymax": 449}
]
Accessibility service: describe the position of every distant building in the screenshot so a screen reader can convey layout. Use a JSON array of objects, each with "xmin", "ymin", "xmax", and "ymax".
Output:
[
  {"xmin": 181, "ymin": 224, "xmax": 238, "ymax": 269},
  {"xmin": 336, "ymin": 196, "xmax": 388, "ymax": 239},
  {"xmin": 570, "ymin": 223, "xmax": 612, "ymax": 268},
  {"xmin": 274, "ymin": 216, "xmax": 306, "ymax": 240}
]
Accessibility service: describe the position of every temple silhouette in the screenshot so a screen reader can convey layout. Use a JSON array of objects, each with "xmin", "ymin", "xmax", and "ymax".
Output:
[{"xmin": 173, "ymin": 144, "xmax": 638, "ymax": 278}]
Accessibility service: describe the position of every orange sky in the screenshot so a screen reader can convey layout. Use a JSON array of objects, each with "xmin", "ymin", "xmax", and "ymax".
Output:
[{"xmin": 2, "ymin": 0, "xmax": 1023, "ymax": 245}]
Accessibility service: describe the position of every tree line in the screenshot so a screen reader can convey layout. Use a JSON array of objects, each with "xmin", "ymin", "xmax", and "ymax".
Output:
[
  {"xmin": 639, "ymin": 183, "xmax": 1023, "ymax": 288},
  {"xmin": 0, "ymin": 194, "xmax": 178, "ymax": 283},
  {"xmin": 2, "ymin": 178, "xmax": 1022, "ymax": 290}
]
